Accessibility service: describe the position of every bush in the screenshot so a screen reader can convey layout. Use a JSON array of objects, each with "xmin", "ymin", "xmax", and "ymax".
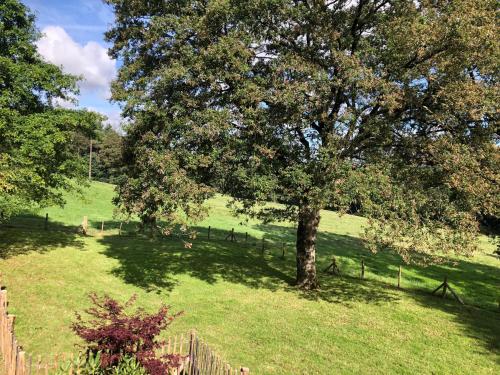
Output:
[
  {"xmin": 72, "ymin": 293, "xmax": 185, "ymax": 375},
  {"xmin": 56, "ymin": 352, "xmax": 147, "ymax": 375}
]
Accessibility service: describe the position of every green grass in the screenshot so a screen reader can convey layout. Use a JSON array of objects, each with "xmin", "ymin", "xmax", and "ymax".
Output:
[{"xmin": 1, "ymin": 181, "xmax": 499, "ymax": 374}]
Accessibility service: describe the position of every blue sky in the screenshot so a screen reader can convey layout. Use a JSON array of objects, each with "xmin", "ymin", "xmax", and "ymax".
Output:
[{"xmin": 22, "ymin": 0, "xmax": 122, "ymax": 129}]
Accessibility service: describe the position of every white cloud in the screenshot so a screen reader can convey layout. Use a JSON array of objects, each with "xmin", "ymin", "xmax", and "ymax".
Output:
[
  {"xmin": 53, "ymin": 96, "xmax": 77, "ymax": 109},
  {"xmin": 103, "ymin": 109, "xmax": 125, "ymax": 132},
  {"xmin": 36, "ymin": 26, "xmax": 116, "ymax": 99},
  {"xmin": 87, "ymin": 106, "xmax": 126, "ymax": 133}
]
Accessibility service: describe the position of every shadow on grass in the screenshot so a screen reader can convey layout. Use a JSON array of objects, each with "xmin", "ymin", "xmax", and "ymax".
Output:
[
  {"xmin": 97, "ymin": 227, "xmax": 397, "ymax": 306},
  {"xmin": 253, "ymin": 222, "xmax": 500, "ymax": 309},
  {"xmin": 97, "ymin": 224, "xmax": 500, "ymax": 357},
  {"xmin": 0, "ymin": 215, "xmax": 85, "ymax": 259},
  {"xmin": 411, "ymin": 290, "xmax": 500, "ymax": 357},
  {"xmin": 2, "ymin": 215, "xmax": 498, "ymax": 358}
]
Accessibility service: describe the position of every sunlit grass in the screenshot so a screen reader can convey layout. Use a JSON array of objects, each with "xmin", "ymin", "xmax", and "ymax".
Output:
[{"xmin": 0, "ymin": 182, "xmax": 498, "ymax": 374}]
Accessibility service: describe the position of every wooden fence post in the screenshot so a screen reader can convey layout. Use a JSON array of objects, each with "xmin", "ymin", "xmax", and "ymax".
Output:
[
  {"xmin": 360, "ymin": 259, "xmax": 365, "ymax": 279},
  {"xmin": 101, "ymin": 221, "xmax": 104, "ymax": 234},
  {"xmin": 441, "ymin": 275, "xmax": 448, "ymax": 298},
  {"xmin": 9, "ymin": 316, "xmax": 16, "ymax": 375},
  {"xmin": 82, "ymin": 216, "xmax": 88, "ymax": 235},
  {"xmin": 44, "ymin": 213, "xmax": 48, "ymax": 231},
  {"xmin": 119, "ymin": 222, "xmax": 123, "ymax": 236},
  {"xmin": 397, "ymin": 265, "xmax": 402, "ymax": 288},
  {"xmin": 18, "ymin": 350, "xmax": 26, "ymax": 375},
  {"xmin": 188, "ymin": 330, "xmax": 196, "ymax": 373},
  {"xmin": 36, "ymin": 355, "xmax": 41, "ymax": 375}
]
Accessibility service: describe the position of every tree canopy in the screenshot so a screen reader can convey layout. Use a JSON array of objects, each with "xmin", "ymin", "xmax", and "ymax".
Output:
[
  {"xmin": 72, "ymin": 126, "xmax": 126, "ymax": 184},
  {"xmin": 106, "ymin": 0, "xmax": 499, "ymax": 288},
  {"xmin": 0, "ymin": 0, "xmax": 101, "ymax": 220}
]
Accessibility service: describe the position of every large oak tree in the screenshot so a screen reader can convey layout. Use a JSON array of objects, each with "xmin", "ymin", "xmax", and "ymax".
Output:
[{"xmin": 106, "ymin": 0, "xmax": 499, "ymax": 289}]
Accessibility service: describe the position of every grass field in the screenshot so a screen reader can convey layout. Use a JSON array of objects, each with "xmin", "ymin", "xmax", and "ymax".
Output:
[{"xmin": 0, "ymin": 181, "xmax": 499, "ymax": 374}]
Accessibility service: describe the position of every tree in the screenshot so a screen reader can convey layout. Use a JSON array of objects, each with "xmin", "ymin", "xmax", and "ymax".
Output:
[
  {"xmin": 93, "ymin": 126, "xmax": 126, "ymax": 184},
  {"xmin": 0, "ymin": 0, "xmax": 101, "ymax": 220},
  {"xmin": 106, "ymin": 0, "xmax": 499, "ymax": 289},
  {"xmin": 71, "ymin": 125, "xmax": 126, "ymax": 184}
]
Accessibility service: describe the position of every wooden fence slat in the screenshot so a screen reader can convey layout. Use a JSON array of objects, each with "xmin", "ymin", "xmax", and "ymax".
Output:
[
  {"xmin": 36, "ymin": 355, "xmax": 41, "ymax": 375},
  {"xmin": 18, "ymin": 350, "xmax": 26, "ymax": 375}
]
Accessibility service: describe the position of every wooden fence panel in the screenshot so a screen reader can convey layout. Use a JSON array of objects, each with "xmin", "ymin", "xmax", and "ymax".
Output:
[{"xmin": 0, "ymin": 287, "xmax": 31, "ymax": 375}]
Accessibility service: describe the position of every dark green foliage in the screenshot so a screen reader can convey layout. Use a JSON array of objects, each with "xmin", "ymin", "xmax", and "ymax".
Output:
[
  {"xmin": 0, "ymin": 0, "xmax": 101, "ymax": 220},
  {"xmin": 106, "ymin": 0, "xmax": 499, "ymax": 287},
  {"xmin": 93, "ymin": 126, "xmax": 125, "ymax": 184},
  {"xmin": 73, "ymin": 126, "xmax": 126, "ymax": 184}
]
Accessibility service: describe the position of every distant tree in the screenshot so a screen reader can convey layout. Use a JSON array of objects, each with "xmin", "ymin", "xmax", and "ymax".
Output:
[
  {"xmin": 70, "ymin": 125, "xmax": 125, "ymax": 184},
  {"xmin": 0, "ymin": 0, "xmax": 101, "ymax": 220},
  {"xmin": 106, "ymin": 0, "xmax": 499, "ymax": 288},
  {"xmin": 93, "ymin": 126, "xmax": 125, "ymax": 184}
]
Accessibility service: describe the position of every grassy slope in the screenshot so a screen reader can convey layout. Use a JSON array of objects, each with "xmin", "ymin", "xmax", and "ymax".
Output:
[{"xmin": 0, "ymin": 181, "xmax": 499, "ymax": 374}]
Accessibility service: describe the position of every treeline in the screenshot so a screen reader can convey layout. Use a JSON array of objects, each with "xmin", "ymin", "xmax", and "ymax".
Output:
[{"xmin": 72, "ymin": 126, "xmax": 125, "ymax": 184}]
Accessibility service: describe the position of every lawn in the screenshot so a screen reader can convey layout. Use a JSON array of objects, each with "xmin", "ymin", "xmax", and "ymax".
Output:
[{"xmin": 0, "ymin": 181, "xmax": 499, "ymax": 374}]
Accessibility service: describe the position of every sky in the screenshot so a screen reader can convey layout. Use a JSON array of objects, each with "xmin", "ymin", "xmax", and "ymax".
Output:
[{"xmin": 22, "ymin": 0, "xmax": 122, "ymax": 129}]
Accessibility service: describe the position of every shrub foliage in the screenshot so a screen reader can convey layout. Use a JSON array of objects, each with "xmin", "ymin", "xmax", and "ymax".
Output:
[{"xmin": 72, "ymin": 293, "xmax": 184, "ymax": 375}]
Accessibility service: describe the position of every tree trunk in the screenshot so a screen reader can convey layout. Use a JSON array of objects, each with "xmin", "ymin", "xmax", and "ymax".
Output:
[{"xmin": 296, "ymin": 207, "xmax": 320, "ymax": 289}]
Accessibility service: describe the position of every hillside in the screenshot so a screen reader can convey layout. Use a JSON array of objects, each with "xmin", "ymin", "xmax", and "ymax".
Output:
[{"xmin": 0, "ymin": 182, "xmax": 499, "ymax": 374}]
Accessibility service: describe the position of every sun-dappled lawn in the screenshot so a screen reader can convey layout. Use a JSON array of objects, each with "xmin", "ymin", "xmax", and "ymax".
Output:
[{"xmin": 1, "ymin": 182, "xmax": 499, "ymax": 374}]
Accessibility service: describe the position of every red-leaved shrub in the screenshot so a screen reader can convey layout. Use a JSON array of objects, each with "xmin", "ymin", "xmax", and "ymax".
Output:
[{"xmin": 72, "ymin": 293, "xmax": 184, "ymax": 374}]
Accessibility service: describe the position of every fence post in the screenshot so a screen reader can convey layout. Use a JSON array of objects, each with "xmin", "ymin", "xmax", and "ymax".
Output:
[
  {"xmin": 101, "ymin": 221, "xmax": 104, "ymax": 234},
  {"xmin": 44, "ymin": 214, "xmax": 48, "ymax": 231},
  {"xmin": 119, "ymin": 222, "xmax": 123, "ymax": 236},
  {"xmin": 0, "ymin": 289, "xmax": 6, "ymax": 370},
  {"xmin": 36, "ymin": 355, "xmax": 41, "ymax": 375},
  {"xmin": 231, "ymin": 228, "xmax": 235, "ymax": 242},
  {"xmin": 18, "ymin": 350, "xmax": 26, "ymax": 375},
  {"xmin": 360, "ymin": 259, "xmax": 365, "ymax": 279},
  {"xmin": 397, "ymin": 265, "xmax": 402, "ymax": 288},
  {"xmin": 441, "ymin": 275, "xmax": 448, "ymax": 298},
  {"xmin": 69, "ymin": 353, "xmax": 74, "ymax": 375},
  {"xmin": 9, "ymin": 326, "xmax": 17, "ymax": 375},
  {"xmin": 188, "ymin": 330, "xmax": 196, "ymax": 372},
  {"xmin": 82, "ymin": 216, "xmax": 88, "ymax": 235}
]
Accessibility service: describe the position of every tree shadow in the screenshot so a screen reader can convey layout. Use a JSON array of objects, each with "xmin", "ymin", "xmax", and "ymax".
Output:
[
  {"xmin": 251, "ymin": 223, "xmax": 499, "ymax": 310},
  {"xmin": 97, "ymin": 228, "xmax": 397, "ymax": 307},
  {"xmin": 253, "ymin": 222, "xmax": 500, "ymax": 358},
  {"xmin": 0, "ymin": 215, "xmax": 85, "ymax": 259},
  {"xmin": 3, "ymin": 213, "xmax": 497, "ymax": 359},
  {"xmin": 411, "ymin": 290, "xmax": 500, "ymax": 359},
  {"xmin": 97, "ymin": 222, "xmax": 499, "ymax": 359}
]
